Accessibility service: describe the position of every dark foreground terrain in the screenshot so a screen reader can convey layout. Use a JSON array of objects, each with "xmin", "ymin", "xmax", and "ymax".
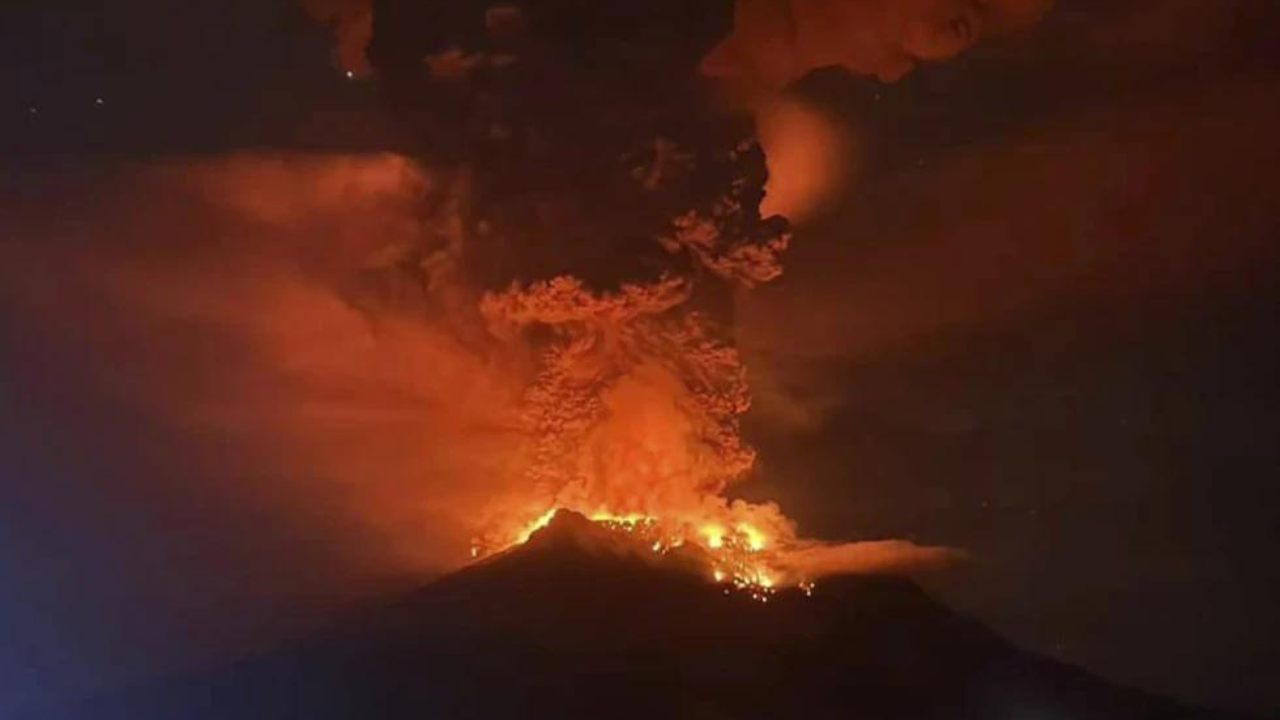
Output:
[{"xmin": 39, "ymin": 512, "xmax": 1230, "ymax": 719}]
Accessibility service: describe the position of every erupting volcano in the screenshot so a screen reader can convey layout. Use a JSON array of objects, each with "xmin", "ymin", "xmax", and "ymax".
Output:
[
  {"xmin": 290, "ymin": 0, "xmax": 1061, "ymax": 591},
  {"xmin": 42, "ymin": 509, "xmax": 1228, "ymax": 720},
  {"xmin": 455, "ymin": 138, "xmax": 956, "ymax": 593},
  {"xmin": 12, "ymin": 0, "xmax": 1278, "ymax": 717}
]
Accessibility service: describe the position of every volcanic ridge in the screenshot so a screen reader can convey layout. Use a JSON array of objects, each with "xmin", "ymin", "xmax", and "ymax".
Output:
[{"xmin": 43, "ymin": 511, "xmax": 1232, "ymax": 720}]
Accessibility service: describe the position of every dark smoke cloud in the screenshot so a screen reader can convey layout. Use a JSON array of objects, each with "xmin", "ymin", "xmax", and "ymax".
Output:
[
  {"xmin": 9, "ymin": 154, "xmax": 538, "ymax": 573},
  {"xmin": 739, "ymin": 0, "xmax": 1280, "ymax": 429},
  {"xmin": 5, "ymin": 0, "xmax": 1276, "ymax": 713},
  {"xmin": 0, "ymin": 154, "xmax": 539, "ymax": 709}
]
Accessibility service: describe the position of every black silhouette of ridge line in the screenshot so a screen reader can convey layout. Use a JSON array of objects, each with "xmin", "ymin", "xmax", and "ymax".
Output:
[{"xmin": 38, "ymin": 510, "xmax": 1238, "ymax": 720}]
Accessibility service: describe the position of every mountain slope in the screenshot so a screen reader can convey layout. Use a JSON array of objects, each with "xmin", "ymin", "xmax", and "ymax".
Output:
[{"xmin": 44, "ymin": 511, "xmax": 1226, "ymax": 720}]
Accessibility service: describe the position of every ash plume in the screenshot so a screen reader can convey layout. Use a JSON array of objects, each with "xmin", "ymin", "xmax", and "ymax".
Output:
[
  {"xmin": 0, "ymin": 148, "xmax": 958, "ymax": 601},
  {"xmin": 715, "ymin": 0, "xmax": 1056, "ymax": 219},
  {"xmin": 5, "ymin": 0, "xmax": 1278, "ymax": 714},
  {"xmin": 2, "ymin": 0, "xmax": 1076, "ymax": 629},
  {"xmin": 13, "ymin": 0, "xmax": 1071, "ymax": 590},
  {"xmin": 298, "ymin": 0, "xmax": 1056, "ymax": 90},
  {"xmin": 737, "ymin": 1, "xmax": 1280, "ymax": 423}
]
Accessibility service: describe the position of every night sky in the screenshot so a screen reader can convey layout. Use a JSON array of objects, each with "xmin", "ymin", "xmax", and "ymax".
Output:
[{"xmin": 2, "ymin": 0, "xmax": 1279, "ymax": 717}]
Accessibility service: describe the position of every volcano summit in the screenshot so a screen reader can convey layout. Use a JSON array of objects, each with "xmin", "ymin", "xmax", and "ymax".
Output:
[{"xmin": 41, "ymin": 511, "xmax": 1231, "ymax": 720}]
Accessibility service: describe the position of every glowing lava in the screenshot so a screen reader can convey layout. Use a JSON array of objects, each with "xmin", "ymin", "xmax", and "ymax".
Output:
[{"xmin": 489, "ymin": 508, "xmax": 790, "ymax": 601}]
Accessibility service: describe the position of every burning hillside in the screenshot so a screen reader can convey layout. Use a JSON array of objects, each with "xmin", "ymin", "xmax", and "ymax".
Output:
[{"xmin": 37, "ymin": 509, "xmax": 1228, "ymax": 720}]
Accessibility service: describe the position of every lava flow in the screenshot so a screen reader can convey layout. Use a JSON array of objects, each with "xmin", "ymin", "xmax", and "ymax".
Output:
[{"xmin": 506, "ymin": 509, "xmax": 786, "ymax": 601}]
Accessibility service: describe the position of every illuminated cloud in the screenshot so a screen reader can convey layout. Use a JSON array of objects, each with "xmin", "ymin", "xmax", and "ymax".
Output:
[{"xmin": 702, "ymin": 0, "xmax": 1054, "ymax": 88}]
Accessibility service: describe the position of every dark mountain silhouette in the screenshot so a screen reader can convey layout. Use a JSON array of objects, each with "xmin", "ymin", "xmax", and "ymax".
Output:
[{"xmin": 41, "ymin": 511, "xmax": 1231, "ymax": 720}]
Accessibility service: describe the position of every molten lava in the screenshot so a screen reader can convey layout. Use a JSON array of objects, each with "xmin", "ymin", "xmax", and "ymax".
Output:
[{"xmin": 492, "ymin": 509, "xmax": 785, "ymax": 601}]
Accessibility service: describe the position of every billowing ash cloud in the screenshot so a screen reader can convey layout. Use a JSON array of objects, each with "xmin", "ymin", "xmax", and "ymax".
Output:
[
  {"xmin": 3, "ymin": 0, "xmax": 1068, "ymax": 598},
  {"xmin": 717, "ymin": 0, "xmax": 1055, "ymax": 219},
  {"xmin": 2, "ymin": 151, "xmax": 958, "ymax": 600},
  {"xmin": 737, "ymin": 1, "xmax": 1280, "ymax": 431},
  {"xmin": 261, "ymin": 0, "xmax": 1064, "ymax": 579},
  {"xmin": 4, "ymin": 154, "xmax": 528, "ymax": 577}
]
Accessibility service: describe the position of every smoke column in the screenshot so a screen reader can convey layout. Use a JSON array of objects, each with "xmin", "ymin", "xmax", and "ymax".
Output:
[{"xmin": 1, "ymin": 0, "xmax": 1064, "ymax": 600}]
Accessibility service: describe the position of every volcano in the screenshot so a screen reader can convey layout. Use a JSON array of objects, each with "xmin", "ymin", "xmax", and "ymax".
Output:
[{"xmin": 46, "ymin": 511, "xmax": 1228, "ymax": 720}]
